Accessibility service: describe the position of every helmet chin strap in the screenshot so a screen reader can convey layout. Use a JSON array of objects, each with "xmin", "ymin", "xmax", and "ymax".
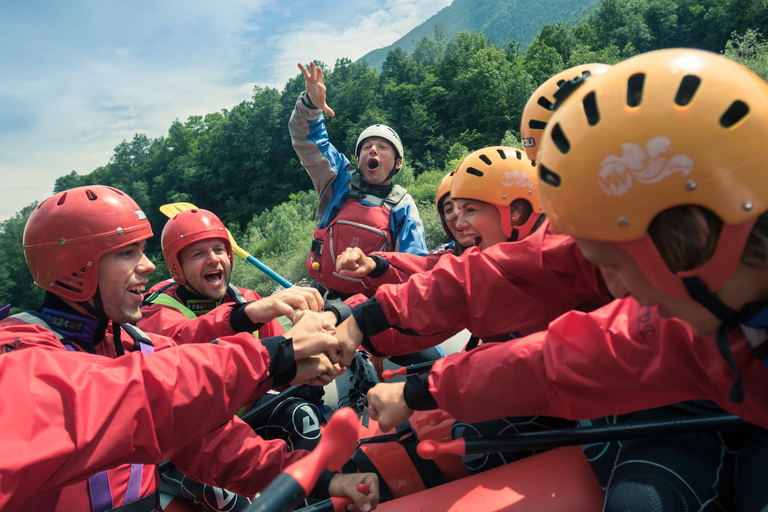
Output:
[
  {"xmin": 383, "ymin": 159, "xmax": 401, "ymax": 183},
  {"xmin": 682, "ymin": 276, "xmax": 766, "ymax": 403},
  {"xmin": 78, "ymin": 286, "xmax": 110, "ymax": 322}
]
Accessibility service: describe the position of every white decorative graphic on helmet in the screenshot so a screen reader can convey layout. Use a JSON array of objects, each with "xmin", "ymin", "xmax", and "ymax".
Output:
[
  {"xmin": 501, "ymin": 170, "xmax": 533, "ymax": 189},
  {"xmin": 598, "ymin": 137, "xmax": 693, "ymax": 196}
]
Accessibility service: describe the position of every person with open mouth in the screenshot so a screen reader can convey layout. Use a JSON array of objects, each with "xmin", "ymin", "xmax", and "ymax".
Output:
[{"xmin": 290, "ymin": 61, "xmax": 428, "ymax": 301}]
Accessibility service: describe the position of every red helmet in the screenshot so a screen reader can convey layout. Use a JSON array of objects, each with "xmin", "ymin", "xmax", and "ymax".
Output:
[
  {"xmin": 23, "ymin": 186, "xmax": 153, "ymax": 302},
  {"xmin": 161, "ymin": 209, "xmax": 232, "ymax": 285}
]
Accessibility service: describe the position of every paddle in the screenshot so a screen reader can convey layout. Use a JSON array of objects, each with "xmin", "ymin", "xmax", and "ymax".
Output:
[
  {"xmin": 381, "ymin": 360, "xmax": 435, "ymax": 380},
  {"xmin": 159, "ymin": 202, "xmax": 293, "ymax": 289},
  {"xmin": 416, "ymin": 413, "xmax": 749, "ymax": 460},
  {"xmin": 246, "ymin": 407, "xmax": 360, "ymax": 512}
]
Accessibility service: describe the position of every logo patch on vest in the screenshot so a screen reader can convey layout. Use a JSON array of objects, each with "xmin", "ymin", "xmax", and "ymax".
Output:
[{"xmin": 187, "ymin": 300, "xmax": 216, "ymax": 312}]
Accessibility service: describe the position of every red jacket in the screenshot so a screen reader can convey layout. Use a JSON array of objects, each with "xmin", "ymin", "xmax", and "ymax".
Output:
[
  {"xmin": 362, "ymin": 250, "xmax": 451, "ymax": 291},
  {"xmin": 361, "ymin": 221, "xmax": 610, "ymax": 355},
  {"xmin": 138, "ymin": 280, "xmax": 285, "ymax": 345},
  {"xmin": 423, "ymin": 298, "xmax": 768, "ymax": 429},
  {"xmin": 0, "ymin": 315, "xmax": 305, "ymax": 511}
]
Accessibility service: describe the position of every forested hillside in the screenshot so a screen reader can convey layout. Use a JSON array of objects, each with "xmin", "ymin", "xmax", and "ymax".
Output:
[
  {"xmin": 360, "ymin": 0, "xmax": 602, "ymax": 69},
  {"xmin": 1, "ymin": 0, "xmax": 767, "ymax": 311}
]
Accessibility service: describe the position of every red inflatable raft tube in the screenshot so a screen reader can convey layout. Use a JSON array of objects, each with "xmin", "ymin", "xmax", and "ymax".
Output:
[{"xmin": 375, "ymin": 445, "xmax": 605, "ymax": 512}]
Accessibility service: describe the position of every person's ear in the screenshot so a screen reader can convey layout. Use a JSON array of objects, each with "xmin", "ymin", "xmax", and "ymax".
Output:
[
  {"xmin": 510, "ymin": 203, "xmax": 524, "ymax": 225},
  {"xmin": 395, "ymin": 158, "xmax": 402, "ymax": 170}
]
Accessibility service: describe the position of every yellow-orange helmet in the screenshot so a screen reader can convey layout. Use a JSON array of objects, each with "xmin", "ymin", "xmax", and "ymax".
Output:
[
  {"xmin": 436, "ymin": 169, "xmax": 457, "ymax": 238},
  {"xmin": 521, "ymin": 63, "xmax": 611, "ymax": 161},
  {"xmin": 452, "ymin": 146, "xmax": 543, "ymax": 240},
  {"xmin": 538, "ymin": 48, "xmax": 768, "ymax": 298}
]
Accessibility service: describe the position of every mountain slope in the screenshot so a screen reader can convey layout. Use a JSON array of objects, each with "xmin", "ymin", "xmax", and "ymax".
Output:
[{"xmin": 359, "ymin": 0, "xmax": 600, "ymax": 69}]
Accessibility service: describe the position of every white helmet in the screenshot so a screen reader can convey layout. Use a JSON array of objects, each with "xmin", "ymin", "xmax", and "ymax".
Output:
[{"xmin": 355, "ymin": 124, "xmax": 404, "ymax": 161}]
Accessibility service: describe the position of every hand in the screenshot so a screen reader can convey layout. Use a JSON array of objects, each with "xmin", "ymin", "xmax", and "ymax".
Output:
[
  {"xmin": 293, "ymin": 309, "xmax": 337, "ymax": 327},
  {"xmin": 291, "ymin": 353, "xmax": 340, "ymax": 386},
  {"xmin": 367, "ymin": 382, "xmax": 414, "ymax": 433},
  {"xmin": 245, "ymin": 287, "xmax": 324, "ymax": 324},
  {"xmin": 334, "ymin": 316, "xmax": 365, "ymax": 367},
  {"xmin": 336, "ymin": 247, "xmax": 376, "ymax": 279},
  {"xmin": 298, "ymin": 62, "xmax": 335, "ymax": 118},
  {"xmin": 285, "ymin": 311, "xmax": 340, "ymax": 362},
  {"xmin": 328, "ymin": 472, "xmax": 379, "ymax": 512}
]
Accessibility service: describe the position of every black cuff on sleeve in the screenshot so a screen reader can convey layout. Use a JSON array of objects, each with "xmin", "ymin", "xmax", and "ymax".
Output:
[
  {"xmin": 350, "ymin": 297, "xmax": 390, "ymax": 338},
  {"xmin": 261, "ymin": 336, "xmax": 297, "ymax": 387},
  {"xmin": 403, "ymin": 373, "xmax": 439, "ymax": 411},
  {"xmin": 300, "ymin": 91, "xmax": 318, "ymax": 110},
  {"xmin": 323, "ymin": 298, "xmax": 352, "ymax": 325},
  {"xmin": 367, "ymin": 255, "xmax": 391, "ymax": 278},
  {"xmin": 309, "ymin": 470, "xmax": 337, "ymax": 499},
  {"xmin": 229, "ymin": 303, "xmax": 265, "ymax": 334}
]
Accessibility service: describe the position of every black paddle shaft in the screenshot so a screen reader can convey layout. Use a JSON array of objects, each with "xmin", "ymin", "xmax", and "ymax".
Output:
[{"xmin": 462, "ymin": 413, "xmax": 748, "ymax": 454}]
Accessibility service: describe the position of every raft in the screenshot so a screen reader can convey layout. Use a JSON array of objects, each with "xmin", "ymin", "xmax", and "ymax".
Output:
[{"xmin": 374, "ymin": 446, "xmax": 604, "ymax": 512}]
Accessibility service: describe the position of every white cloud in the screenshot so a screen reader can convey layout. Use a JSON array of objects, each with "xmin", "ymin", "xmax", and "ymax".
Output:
[{"xmin": 0, "ymin": 0, "xmax": 452, "ymax": 221}]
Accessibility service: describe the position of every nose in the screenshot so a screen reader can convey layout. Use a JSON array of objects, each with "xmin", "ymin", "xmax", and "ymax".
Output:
[
  {"xmin": 138, "ymin": 252, "xmax": 156, "ymax": 275},
  {"xmin": 456, "ymin": 212, "xmax": 469, "ymax": 230},
  {"xmin": 203, "ymin": 249, "xmax": 219, "ymax": 265}
]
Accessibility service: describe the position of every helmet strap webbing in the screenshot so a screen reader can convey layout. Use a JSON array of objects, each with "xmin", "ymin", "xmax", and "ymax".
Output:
[
  {"xmin": 384, "ymin": 161, "xmax": 400, "ymax": 183},
  {"xmin": 682, "ymin": 276, "xmax": 767, "ymax": 403},
  {"xmin": 78, "ymin": 286, "xmax": 110, "ymax": 323}
]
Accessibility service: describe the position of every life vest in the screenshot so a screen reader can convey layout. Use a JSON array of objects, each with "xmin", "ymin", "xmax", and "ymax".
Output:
[
  {"xmin": 142, "ymin": 282, "xmax": 272, "ymax": 339},
  {"xmin": 307, "ymin": 178, "xmax": 408, "ymax": 297},
  {"xmin": 10, "ymin": 311, "xmax": 160, "ymax": 512}
]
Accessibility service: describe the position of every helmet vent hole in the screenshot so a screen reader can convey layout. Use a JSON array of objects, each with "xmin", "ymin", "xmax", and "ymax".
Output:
[
  {"xmin": 466, "ymin": 167, "xmax": 484, "ymax": 177},
  {"xmin": 85, "ymin": 189, "xmax": 98, "ymax": 201},
  {"xmin": 627, "ymin": 73, "xmax": 645, "ymax": 107},
  {"xmin": 550, "ymin": 123, "xmax": 571, "ymax": 154},
  {"xmin": 539, "ymin": 165, "xmax": 561, "ymax": 188},
  {"xmin": 55, "ymin": 280, "xmax": 83, "ymax": 294},
  {"xmin": 537, "ymin": 96, "xmax": 554, "ymax": 111},
  {"xmin": 496, "ymin": 149, "xmax": 507, "ymax": 160},
  {"xmin": 479, "ymin": 155, "xmax": 493, "ymax": 166},
  {"xmin": 56, "ymin": 192, "xmax": 68, "ymax": 206},
  {"xmin": 720, "ymin": 100, "xmax": 749, "ymax": 128},
  {"xmin": 582, "ymin": 91, "xmax": 600, "ymax": 126},
  {"xmin": 529, "ymin": 119, "xmax": 547, "ymax": 130},
  {"xmin": 675, "ymin": 75, "xmax": 701, "ymax": 106}
]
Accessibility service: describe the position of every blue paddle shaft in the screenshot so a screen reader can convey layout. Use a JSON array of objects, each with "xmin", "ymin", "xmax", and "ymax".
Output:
[{"xmin": 246, "ymin": 255, "xmax": 293, "ymax": 288}]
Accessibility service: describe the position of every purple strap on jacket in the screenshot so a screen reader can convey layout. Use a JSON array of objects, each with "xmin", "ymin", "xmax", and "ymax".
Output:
[
  {"xmin": 89, "ymin": 464, "xmax": 145, "ymax": 511},
  {"xmin": 89, "ymin": 471, "xmax": 113, "ymax": 512},
  {"xmin": 125, "ymin": 464, "xmax": 143, "ymax": 504}
]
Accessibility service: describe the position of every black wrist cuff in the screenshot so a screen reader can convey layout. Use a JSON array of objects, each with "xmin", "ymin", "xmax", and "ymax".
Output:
[
  {"xmin": 367, "ymin": 255, "xmax": 390, "ymax": 278},
  {"xmin": 309, "ymin": 470, "xmax": 337, "ymax": 499},
  {"xmin": 300, "ymin": 91, "xmax": 318, "ymax": 110},
  {"xmin": 262, "ymin": 336, "xmax": 297, "ymax": 387},
  {"xmin": 350, "ymin": 297, "xmax": 390, "ymax": 338},
  {"xmin": 403, "ymin": 373, "xmax": 438, "ymax": 411},
  {"xmin": 229, "ymin": 302, "xmax": 265, "ymax": 334},
  {"xmin": 323, "ymin": 298, "xmax": 352, "ymax": 325}
]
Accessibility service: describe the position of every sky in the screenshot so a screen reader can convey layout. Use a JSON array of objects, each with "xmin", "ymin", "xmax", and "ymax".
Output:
[{"xmin": 0, "ymin": 0, "xmax": 453, "ymax": 221}]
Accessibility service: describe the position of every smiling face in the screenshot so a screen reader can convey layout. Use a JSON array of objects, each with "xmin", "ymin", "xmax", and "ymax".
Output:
[
  {"xmin": 441, "ymin": 196, "xmax": 475, "ymax": 247},
  {"xmin": 455, "ymin": 199, "xmax": 508, "ymax": 251},
  {"xmin": 179, "ymin": 238, "xmax": 232, "ymax": 300},
  {"xmin": 95, "ymin": 240, "xmax": 155, "ymax": 324},
  {"xmin": 358, "ymin": 136, "xmax": 401, "ymax": 185}
]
